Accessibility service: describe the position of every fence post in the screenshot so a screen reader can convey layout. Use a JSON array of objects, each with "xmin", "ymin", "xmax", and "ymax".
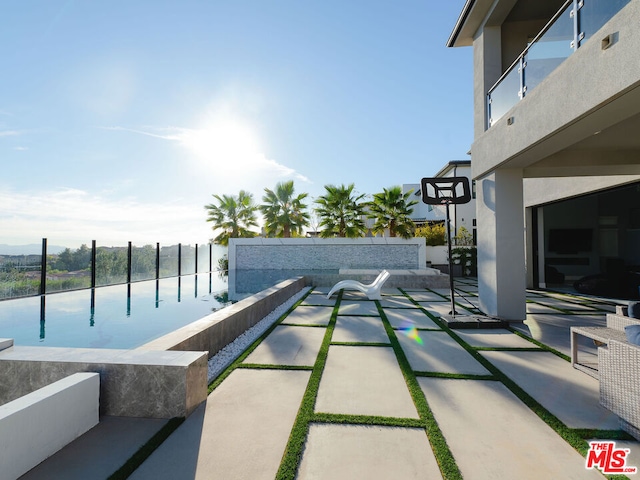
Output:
[
  {"xmin": 209, "ymin": 243, "xmax": 212, "ymax": 272},
  {"xmin": 39, "ymin": 238, "xmax": 47, "ymax": 295},
  {"xmin": 178, "ymin": 243, "xmax": 182, "ymax": 277},
  {"xmin": 195, "ymin": 244, "xmax": 198, "ymax": 274},
  {"xmin": 127, "ymin": 241, "xmax": 132, "ymax": 283},
  {"xmin": 91, "ymin": 240, "xmax": 96, "ymax": 288},
  {"xmin": 155, "ymin": 243, "xmax": 160, "ymax": 280}
]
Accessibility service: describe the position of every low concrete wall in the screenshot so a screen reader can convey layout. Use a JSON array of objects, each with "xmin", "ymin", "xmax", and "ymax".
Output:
[
  {"xmin": 139, "ymin": 276, "xmax": 306, "ymax": 358},
  {"xmin": 229, "ymin": 238, "xmax": 427, "ymax": 270},
  {"xmin": 0, "ymin": 372, "xmax": 99, "ymax": 480},
  {"xmin": 0, "ymin": 347, "xmax": 207, "ymax": 419}
]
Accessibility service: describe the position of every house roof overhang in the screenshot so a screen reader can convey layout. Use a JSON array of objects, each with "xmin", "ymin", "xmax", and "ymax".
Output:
[{"xmin": 447, "ymin": 0, "xmax": 518, "ymax": 48}]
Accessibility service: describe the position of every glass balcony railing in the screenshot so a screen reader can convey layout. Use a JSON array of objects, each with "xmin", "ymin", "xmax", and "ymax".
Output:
[{"xmin": 487, "ymin": 0, "xmax": 631, "ymax": 127}]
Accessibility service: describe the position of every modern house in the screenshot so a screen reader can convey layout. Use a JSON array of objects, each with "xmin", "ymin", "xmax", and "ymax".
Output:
[
  {"xmin": 448, "ymin": 0, "xmax": 640, "ymax": 319},
  {"xmin": 404, "ymin": 160, "xmax": 477, "ymax": 243}
]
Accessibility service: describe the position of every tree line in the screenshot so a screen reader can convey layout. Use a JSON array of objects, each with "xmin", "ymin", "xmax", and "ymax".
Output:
[{"xmin": 205, "ymin": 181, "xmax": 449, "ymax": 246}]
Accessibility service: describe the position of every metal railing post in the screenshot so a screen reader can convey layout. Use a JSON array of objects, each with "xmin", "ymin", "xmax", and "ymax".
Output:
[
  {"xmin": 127, "ymin": 241, "xmax": 132, "ymax": 283},
  {"xmin": 40, "ymin": 238, "xmax": 47, "ymax": 295},
  {"xmin": 178, "ymin": 243, "xmax": 182, "ymax": 277},
  {"xmin": 156, "ymin": 243, "xmax": 160, "ymax": 280},
  {"xmin": 195, "ymin": 244, "xmax": 198, "ymax": 274},
  {"xmin": 91, "ymin": 240, "xmax": 97, "ymax": 288}
]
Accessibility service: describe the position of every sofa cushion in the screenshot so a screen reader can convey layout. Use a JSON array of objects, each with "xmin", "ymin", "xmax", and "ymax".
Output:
[
  {"xmin": 625, "ymin": 325, "xmax": 640, "ymax": 345},
  {"xmin": 629, "ymin": 301, "xmax": 640, "ymax": 319}
]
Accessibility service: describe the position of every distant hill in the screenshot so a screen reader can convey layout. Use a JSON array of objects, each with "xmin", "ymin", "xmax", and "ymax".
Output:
[{"xmin": 0, "ymin": 244, "xmax": 66, "ymax": 255}]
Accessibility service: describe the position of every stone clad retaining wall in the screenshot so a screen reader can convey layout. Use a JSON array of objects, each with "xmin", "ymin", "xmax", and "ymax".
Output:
[
  {"xmin": 0, "ymin": 345, "xmax": 207, "ymax": 419},
  {"xmin": 229, "ymin": 238, "xmax": 427, "ymax": 270}
]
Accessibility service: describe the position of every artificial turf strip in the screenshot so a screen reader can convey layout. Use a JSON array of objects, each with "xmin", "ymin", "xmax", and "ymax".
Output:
[
  {"xmin": 236, "ymin": 363, "xmax": 314, "ymax": 371},
  {"xmin": 274, "ymin": 293, "xmax": 341, "ymax": 480},
  {"xmin": 413, "ymin": 371, "xmax": 496, "ymax": 381},
  {"xmin": 375, "ymin": 301, "xmax": 463, "ymax": 480},
  {"xmin": 107, "ymin": 417, "xmax": 185, "ymax": 480},
  {"xmin": 329, "ymin": 341, "xmax": 390, "ymax": 347},
  {"xmin": 570, "ymin": 428, "xmax": 634, "ymax": 441},
  {"xmin": 312, "ymin": 413, "xmax": 425, "ymax": 429},
  {"xmin": 473, "ymin": 347, "xmax": 545, "ymax": 352}
]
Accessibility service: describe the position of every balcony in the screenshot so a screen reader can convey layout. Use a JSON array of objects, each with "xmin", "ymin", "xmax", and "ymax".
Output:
[{"xmin": 487, "ymin": 0, "xmax": 631, "ymax": 128}]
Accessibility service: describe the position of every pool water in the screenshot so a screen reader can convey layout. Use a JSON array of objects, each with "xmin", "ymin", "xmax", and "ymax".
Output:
[{"xmin": 0, "ymin": 274, "xmax": 231, "ymax": 349}]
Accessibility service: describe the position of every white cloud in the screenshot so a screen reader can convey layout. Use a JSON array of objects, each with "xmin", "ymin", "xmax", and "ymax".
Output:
[
  {"xmin": 0, "ymin": 188, "xmax": 213, "ymax": 247},
  {"xmin": 13, "ymin": 146, "xmax": 28, "ymax": 151},
  {"xmin": 0, "ymin": 130, "xmax": 22, "ymax": 137}
]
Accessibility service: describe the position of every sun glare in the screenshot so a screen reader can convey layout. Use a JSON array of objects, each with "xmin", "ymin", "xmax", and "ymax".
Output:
[{"xmin": 174, "ymin": 116, "xmax": 308, "ymax": 186}]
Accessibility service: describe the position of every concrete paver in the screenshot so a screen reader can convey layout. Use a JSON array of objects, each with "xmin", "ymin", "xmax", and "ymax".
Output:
[
  {"xmin": 398, "ymin": 330, "xmax": 490, "ymax": 375},
  {"xmin": 454, "ymin": 329, "xmax": 538, "ymax": 349},
  {"xmin": 20, "ymin": 416, "xmax": 169, "ymax": 480},
  {"xmin": 384, "ymin": 308, "xmax": 440, "ymax": 329},
  {"xmin": 419, "ymin": 378, "xmax": 605, "ymax": 479},
  {"xmin": 517, "ymin": 314, "xmax": 605, "ymax": 356},
  {"xmin": 332, "ymin": 316, "xmax": 389, "ymax": 344},
  {"xmin": 297, "ymin": 424, "xmax": 442, "ymax": 480},
  {"xmin": 481, "ymin": 350, "xmax": 619, "ymax": 429},
  {"xmin": 301, "ymin": 294, "xmax": 338, "ymax": 306},
  {"xmin": 130, "ymin": 369, "xmax": 310, "ymax": 480},
  {"xmin": 526, "ymin": 302, "xmax": 564, "ymax": 314},
  {"xmin": 315, "ymin": 345, "xmax": 419, "ymax": 418},
  {"xmin": 337, "ymin": 300, "xmax": 380, "ymax": 316},
  {"xmin": 377, "ymin": 296, "xmax": 416, "ymax": 308},
  {"xmin": 418, "ymin": 302, "xmax": 475, "ymax": 318},
  {"xmin": 243, "ymin": 325, "xmax": 325, "ymax": 366},
  {"xmin": 404, "ymin": 291, "xmax": 448, "ymax": 302},
  {"xmin": 281, "ymin": 305, "xmax": 333, "ymax": 326}
]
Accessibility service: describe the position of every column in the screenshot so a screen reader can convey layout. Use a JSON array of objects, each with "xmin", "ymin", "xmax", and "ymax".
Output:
[{"xmin": 476, "ymin": 169, "xmax": 526, "ymax": 320}]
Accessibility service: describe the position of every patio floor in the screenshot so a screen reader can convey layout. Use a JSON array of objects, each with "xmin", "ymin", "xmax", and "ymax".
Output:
[{"xmin": 22, "ymin": 278, "xmax": 640, "ymax": 479}]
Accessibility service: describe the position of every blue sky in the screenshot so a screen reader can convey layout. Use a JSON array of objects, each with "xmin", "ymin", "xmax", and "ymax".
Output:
[{"xmin": 1, "ymin": 0, "xmax": 472, "ymax": 247}]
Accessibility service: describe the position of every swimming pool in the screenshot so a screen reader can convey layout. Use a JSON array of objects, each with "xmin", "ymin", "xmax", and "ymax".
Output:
[{"xmin": 0, "ymin": 274, "xmax": 233, "ymax": 349}]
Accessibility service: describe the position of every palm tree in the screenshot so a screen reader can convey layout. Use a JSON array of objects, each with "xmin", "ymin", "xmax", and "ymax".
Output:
[
  {"xmin": 204, "ymin": 190, "xmax": 258, "ymax": 246},
  {"xmin": 315, "ymin": 183, "xmax": 367, "ymax": 238},
  {"xmin": 260, "ymin": 180, "xmax": 310, "ymax": 237},
  {"xmin": 367, "ymin": 186, "xmax": 418, "ymax": 238}
]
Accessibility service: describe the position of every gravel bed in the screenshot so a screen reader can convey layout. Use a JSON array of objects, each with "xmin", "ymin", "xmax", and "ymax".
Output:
[{"xmin": 207, "ymin": 286, "xmax": 312, "ymax": 383}]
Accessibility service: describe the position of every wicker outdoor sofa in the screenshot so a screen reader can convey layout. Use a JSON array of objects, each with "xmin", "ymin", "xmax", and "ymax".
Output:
[{"xmin": 597, "ymin": 306, "xmax": 640, "ymax": 440}]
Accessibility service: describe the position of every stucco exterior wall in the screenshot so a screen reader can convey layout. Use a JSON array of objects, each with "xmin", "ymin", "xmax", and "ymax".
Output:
[{"xmin": 472, "ymin": 0, "xmax": 640, "ymax": 177}]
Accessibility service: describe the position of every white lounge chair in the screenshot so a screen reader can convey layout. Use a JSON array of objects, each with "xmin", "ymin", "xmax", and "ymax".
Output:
[{"xmin": 326, "ymin": 270, "xmax": 391, "ymax": 300}]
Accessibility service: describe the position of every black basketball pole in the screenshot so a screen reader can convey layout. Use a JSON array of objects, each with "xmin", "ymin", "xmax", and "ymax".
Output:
[
  {"xmin": 445, "ymin": 200, "xmax": 457, "ymax": 317},
  {"xmin": 420, "ymin": 176, "xmax": 471, "ymax": 320}
]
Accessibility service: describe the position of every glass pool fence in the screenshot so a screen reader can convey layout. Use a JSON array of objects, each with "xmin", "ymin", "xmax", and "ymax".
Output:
[{"xmin": 0, "ymin": 239, "xmax": 227, "ymax": 301}]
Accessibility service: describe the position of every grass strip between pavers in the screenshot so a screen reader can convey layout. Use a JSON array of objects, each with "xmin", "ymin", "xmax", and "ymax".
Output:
[
  {"xmin": 274, "ymin": 292, "xmax": 342, "ymax": 480},
  {"xmin": 236, "ymin": 363, "xmax": 314, "ymax": 371},
  {"xmin": 313, "ymin": 412, "xmax": 425, "ymax": 429},
  {"xmin": 107, "ymin": 417, "xmax": 185, "ymax": 480},
  {"xmin": 329, "ymin": 341, "xmax": 390, "ymax": 347},
  {"xmin": 474, "ymin": 346, "xmax": 545, "ymax": 352},
  {"xmin": 413, "ymin": 371, "xmax": 496, "ymax": 381},
  {"xmin": 375, "ymin": 301, "xmax": 463, "ymax": 480}
]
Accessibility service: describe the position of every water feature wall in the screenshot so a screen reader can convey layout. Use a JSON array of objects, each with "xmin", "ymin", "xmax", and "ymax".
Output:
[{"xmin": 229, "ymin": 238, "xmax": 427, "ymax": 270}]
